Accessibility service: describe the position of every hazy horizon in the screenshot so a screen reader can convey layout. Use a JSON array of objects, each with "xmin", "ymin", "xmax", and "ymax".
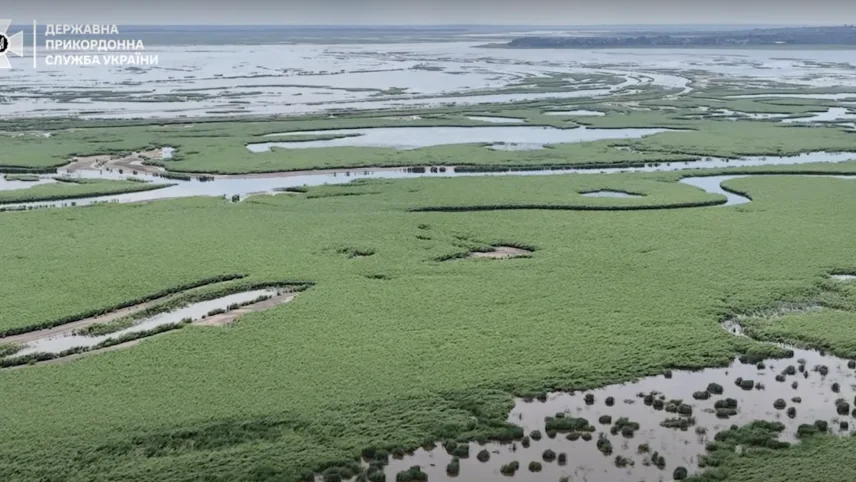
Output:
[{"xmin": 5, "ymin": 0, "xmax": 856, "ymax": 26}]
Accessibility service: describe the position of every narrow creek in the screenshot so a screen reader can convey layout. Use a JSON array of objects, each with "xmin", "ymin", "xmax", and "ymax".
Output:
[
  {"xmin": 1, "ymin": 151, "xmax": 855, "ymax": 212},
  {"xmin": 1, "ymin": 287, "xmax": 295, "ymax": 364},
  {"xmin": 332, "ymin": 307, "xmax": 856, "ymax": 482}
]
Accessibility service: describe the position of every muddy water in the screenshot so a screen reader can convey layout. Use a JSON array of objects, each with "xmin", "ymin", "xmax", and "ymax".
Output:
[
  {"xmin": 246, "ymin": 126, "xmax": 673, "ymax": 151},
  {"xmin": 366, "ymin": 327, "xmax": 856, "ymax": 482},
  {"xmin": 0, "ymin": 176, "xmax": 58, "ymax": 191},
  {"xmin": 2, "ymin": 151, "xmax": 855, "ymax": 211},
  {"xmin": 10, "ymin": 288, "xmax": 283, "ymax": 358},
  {"xmin": 544, "ymin": 110, "xmax": 605, "ymax": 116},
  {"xmin": 782, "ymin": 107, "xmax": 856, "ymax": 124},
  {"xmin": 466, "ymin": 116, "xmax": 526, "ymax": 123}
]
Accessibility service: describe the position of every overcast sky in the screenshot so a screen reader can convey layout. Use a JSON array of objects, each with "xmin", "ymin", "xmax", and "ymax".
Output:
[{"xmin": 5, "ymin": 0, "xmax": 855, "ymax": 25}]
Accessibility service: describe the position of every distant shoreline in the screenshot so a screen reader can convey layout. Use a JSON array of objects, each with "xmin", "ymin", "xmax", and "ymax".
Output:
[{"xmin": 481, "ymin": 43, "xmax": 856, "ymax": 51}]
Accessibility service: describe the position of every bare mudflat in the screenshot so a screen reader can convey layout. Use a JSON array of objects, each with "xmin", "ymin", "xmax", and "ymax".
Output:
[
  {"xmin": 469, "ymin": 246, "xmax": 532, "ymax": 259},
  {"xmin": 62, "ymin": 148, "xmax": 173, "ymax": 175}
]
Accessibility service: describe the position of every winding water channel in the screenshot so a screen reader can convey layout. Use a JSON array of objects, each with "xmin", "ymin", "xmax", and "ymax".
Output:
[{"xmin": 1, "ymin": 151, "xmax": 854, "ymax": 212}]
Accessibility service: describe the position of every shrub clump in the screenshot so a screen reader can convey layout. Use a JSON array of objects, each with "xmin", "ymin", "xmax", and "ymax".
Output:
[
  {"xmin": 542, "ymin": 449, "xmax": 556, "ymax": 462},
  {"xmin": 837, "ymin": 399, "xmax": 851, "ymax": 415},
  {"xmin": 367, "ymin": 470, "xmax": 386, "ymax": 482},
  {"xmin": 477, "ymin": 449, "xmax": 490, "ymax": 462},
  {"xmin": 528, "ymin": 461, "xmax": 542, "ymax": 472},
  {"xmin": 797, "ymin": 420, "xmax": 828, "ymax": 438},
  {"xmin": 701, "ymin": 420, "xmax": 789, "ymax": 468},
  {"xmin": 649, "ymin": 451, "xmax": 666, "ymax": 469},
  {"xmin": 395, "ymin": 466, "xmax": 427, "ymax": 482},
  {"xmin": 661, "ymin": 417, "xmax": 696, "ymax": 431},
  {"xmin": 614, "ymin": 455, "xmax": 632, "ymax": 468},
  {"xmin": 557, "ymin": 452, "xmax": 567, "ymax": 465},
  {"xmin": 596, "ymin": 434, "xmax": 613, "ymax": 455},
  {"xmin": 529, "ymin": 430, "xmax": 542, "ymax": 441},
  {"xmin": 674, "ymin": 467, "xmax": 688, "ymax": 480},
  {"xmin": 605, "ymin": 396, "xmax": 615, "ymax": 406},
  {"xmin": 443, "ymin": 440, "xmax": 457, "ymax": 453},
  {"xmin": 693, "ymin": 391, "xmax": 710, "ymax": 400},
  {"xmin": 545, "ymin": 416, "xmax": 593, "ymax": 433},
  {"xmin": 706, "ymin": 383, "xmax": 724, "ymax": 395},
  {"xmin": 773, "ymin": 399, "xmax": 787, "ymax": 410},
  {"xmin": 446, "ymin": 457, "xmax": 460, "ymax": 475},
  {"xmin": 450, "ymin": 443, "xmax": 469, "ymax": 458},
  {"xmin": 609, "ymin": 417, "xmax": 641, "ymax": 437},
  {"xmin": 714, "ymin": 398, "xmax": 738, "ymax": 409},
  {"xmin": 499, "ymin": 461, "xmax": 519, "ymax": 475},
  {"xmin": 599, "ymin": 415, "xmax": 613, "ymax": 425}
]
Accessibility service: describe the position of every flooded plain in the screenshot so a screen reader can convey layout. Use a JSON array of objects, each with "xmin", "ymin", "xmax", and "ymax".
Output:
[
  {"xmin": 345, "ymin": 321, "xmax": 856, "ymax": 482},
  {"xmin": 4, "ymin": 33, "xmax": 856, "ymax": 119},
  {"xmin": 247, "ymin": 126, "xmax": 673, "ymax": 151}
]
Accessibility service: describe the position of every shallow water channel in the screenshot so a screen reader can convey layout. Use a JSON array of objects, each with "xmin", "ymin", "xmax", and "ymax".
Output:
[
  {"xmin": 782, "ymin": 107, "xmax": 856, "ymax": 124},
  {"xmin": 544, "ymin": 110, "xmax": 605, "ymax": 117},
  {"xmin": 9, "ymin": 288, "xmax": 283, "ymax": 358},
  {"xmin": 465, "ymin": 116, "xmax": 526, "ymax": 123},
  {"xmin": 249, "ymin": 126, "xmax": 673, "ymax": 151},
  {"xmin": 1, "ymin": 151, "xmax": 854, "ymax": 211},
  {"xmin": 345, "ymin": 323, "xmax": 856, "ymax": 482}
]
